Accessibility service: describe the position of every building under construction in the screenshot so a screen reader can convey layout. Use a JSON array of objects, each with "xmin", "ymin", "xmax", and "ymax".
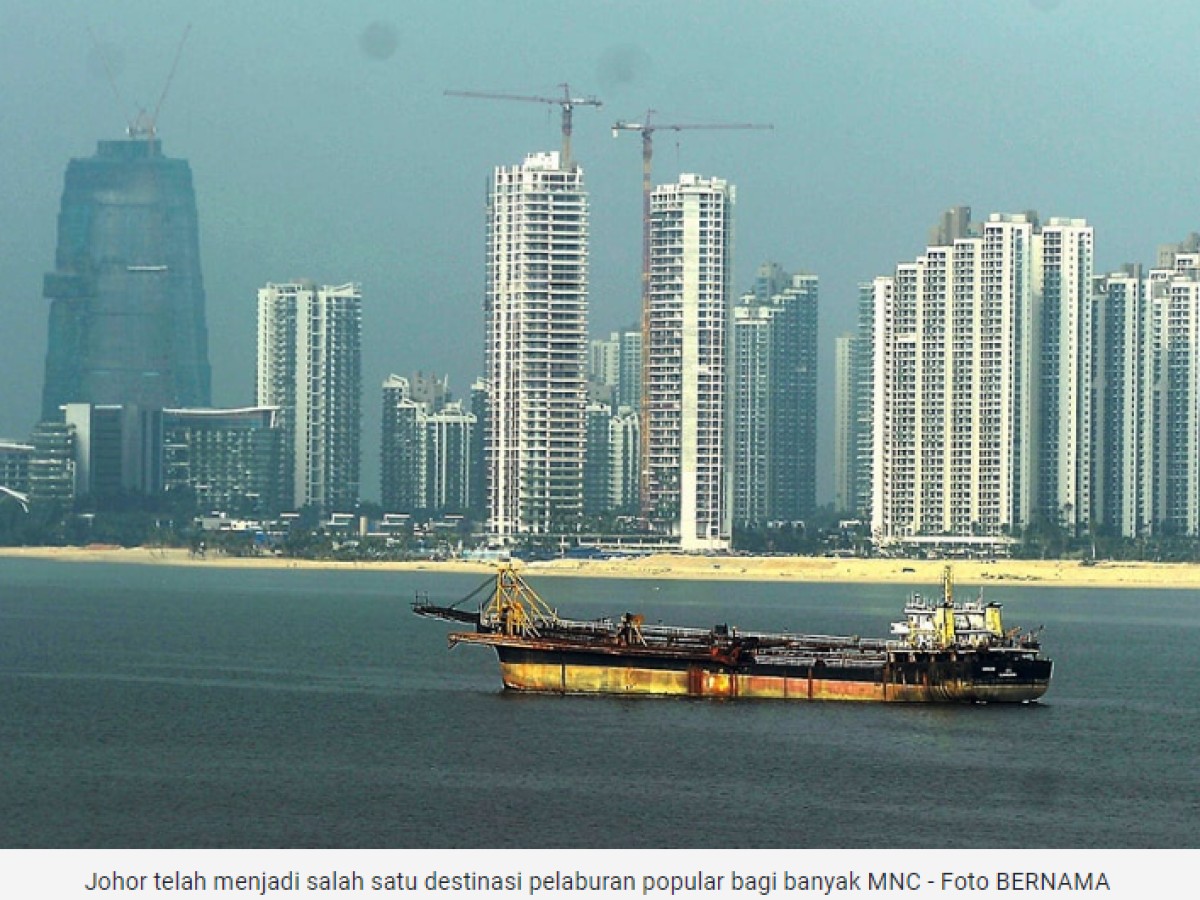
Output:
[{"xmin": 41, "ymin": 137, "xmax": 212, "ymax": 419}]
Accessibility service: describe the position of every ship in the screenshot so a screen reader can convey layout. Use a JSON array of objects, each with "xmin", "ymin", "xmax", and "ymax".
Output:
[{"xmin": 413, "ymin": 565, "xmax": 1052, "ymax": 703}]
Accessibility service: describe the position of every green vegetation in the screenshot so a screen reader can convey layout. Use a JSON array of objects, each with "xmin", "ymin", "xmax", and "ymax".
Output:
[{"xmin": 5, "ymin": 492, "xmax": 1200, "ymax": 563}]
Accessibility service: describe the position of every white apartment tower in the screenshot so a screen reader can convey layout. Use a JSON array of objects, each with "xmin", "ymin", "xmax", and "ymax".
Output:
[
  {"xmin": 833, "ymin": 332, "xmax": 855, "ymax": 514},
  {"xmin": 644, "ymin": 174, "xmax": 734, "ymax": 551},
  {"xmin": 485, "ymin": 151, "xmax": 588, "ymax": 537},
  {"xmin": 380, "ymin": 373, "xmax": 474, "ymax": 514},
  {"xmin": 380, "ymin": 375, "xmax": 424, "ymax": 513},
  {"xmin": 1093, "ymin": 266, "xmax": 1158, "ymax": 537},
  {"xmin": 1094, "ymin": 249, "xmax": 1200, "ymax": 537},
  {"xmin": 870, "ymin": 211, "xmax": 1097, "ymax": 546},
  {"xmin": 1036, "ymin": 219, "xmax": 1095, "ymax": 528},
  {"xmin": 732, "ymin": 303, "xmax": 772, "ymax": 526},
  {"xmin": 1157, "ymin": 252, "xmax": 1200, "ymax": 533},
  {"xmin": 871, "ymin": 214, "xmax": 1042, "ymax": 544},
  {"xmin": 257, "ymin": 281, "xmax": 362, "ymax": 511}
]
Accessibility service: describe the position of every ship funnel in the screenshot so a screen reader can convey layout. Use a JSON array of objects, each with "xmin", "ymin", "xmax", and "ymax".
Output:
[{"xmin": 985, "ymin": 602, "xmax": 1004, "ymax": 638}]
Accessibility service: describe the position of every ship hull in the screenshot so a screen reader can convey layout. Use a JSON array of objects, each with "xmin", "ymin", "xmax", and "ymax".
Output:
[
  {"xmin": 488, "ymin": 643, "xmax": 1051, "ymax": 704},
  {"xmin": 415, "ymin": 566, "xmax": 1054, "ymax": 705}
]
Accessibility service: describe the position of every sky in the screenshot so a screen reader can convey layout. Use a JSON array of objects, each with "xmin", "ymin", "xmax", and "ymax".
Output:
[{"xmin": 2, "ymin": 0, "xmax": 1197, "ymax": 505}]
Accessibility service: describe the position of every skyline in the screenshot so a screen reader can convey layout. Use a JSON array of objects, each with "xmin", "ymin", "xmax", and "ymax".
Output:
[{"xmin": 3, "ymin": 1, "xmax": 1197, "ymax": 503}]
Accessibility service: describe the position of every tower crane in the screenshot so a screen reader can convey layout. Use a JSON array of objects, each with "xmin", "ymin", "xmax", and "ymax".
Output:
[
  {"xmin": 90, "ymin": 24, "xmax": 192, "ymax": 140},
  {"xmin": 611, "ymin": 111, "xmax": 772, "ymax": 521},
  {"xmin": 445, "ymin": 83, "xmax": 602, "ymax": 168}
]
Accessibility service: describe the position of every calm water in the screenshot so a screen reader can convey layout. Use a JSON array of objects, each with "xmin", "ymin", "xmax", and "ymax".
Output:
[{"xmin": 1, "ymin": 558, "xmax": 1197, "ymax": 848}]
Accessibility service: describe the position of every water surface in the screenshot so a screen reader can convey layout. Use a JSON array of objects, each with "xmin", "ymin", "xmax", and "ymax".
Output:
[{"xmin": 1, "ymin": 559, "xmax": 1196, "ymax": 848}]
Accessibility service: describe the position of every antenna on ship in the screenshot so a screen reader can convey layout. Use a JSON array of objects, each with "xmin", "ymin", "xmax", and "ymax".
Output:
[{"xmin": 934, "ymin": 565, "xmax": 957, "ymax": 648}]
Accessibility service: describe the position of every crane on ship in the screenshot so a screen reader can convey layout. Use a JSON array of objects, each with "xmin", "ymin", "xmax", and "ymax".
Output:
[
  {"xmin": 610, "ymin": 112, "xmax": 773, "ymax": 519},
  {"xmin": 444, "ymin": 83, "xmax": 602, "ymax": 168}
]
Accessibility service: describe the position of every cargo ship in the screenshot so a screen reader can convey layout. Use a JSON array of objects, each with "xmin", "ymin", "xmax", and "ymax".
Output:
[{"xmin": 413, "ymin": 565, "xmax": 1052, "ymax": 703}]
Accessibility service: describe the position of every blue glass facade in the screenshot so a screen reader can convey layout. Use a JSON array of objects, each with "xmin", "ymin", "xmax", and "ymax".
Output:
[{"xmin": 42, "ymin": 139, "xmax": 211, "ymax": 418}]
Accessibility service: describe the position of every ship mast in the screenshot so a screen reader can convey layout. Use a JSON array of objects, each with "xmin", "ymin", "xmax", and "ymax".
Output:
[{"xmin": 935, "ymin": 565, "xmax": 957, "ymax": 648}]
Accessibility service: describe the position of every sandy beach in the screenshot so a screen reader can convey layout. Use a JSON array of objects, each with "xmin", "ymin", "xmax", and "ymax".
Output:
[{"xmin": 3, "ymin": 544, "xmax": 1200, "ymax": 590}]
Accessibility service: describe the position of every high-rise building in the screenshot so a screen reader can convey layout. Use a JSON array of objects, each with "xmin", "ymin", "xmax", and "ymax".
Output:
[
  {"xmin": 28, "ymin": 421, "xmax": 76, "ymax": 506},
  {"xmin": 587, "ymin": 326, "xmax": 643, "ymax": 415},
  {"xmin": 644, "ymin": 174, "xmax": 734, "ymax": 551},
  {"xmin": 867, "ymin": 210, "xmax": 1097, "ymax": 547},
  {"xmin": 424, "ymin": 402, "xmax": 474, "ymax": 513},
  {"xmin": 617, "ymin": 328, "xmax": 643, "ymax": 413},
  {"xmin": 256, "ymin": 281, "xmax": 361, "ymax": 512},
  {"xmin": 589, "ymin": 333, "xmax": 621, "ymax": 389},
  {"xmin": 609, "ymin": 407, "xmax": 641, "ymax": 515},
  {"xmin": 468, "ymin": 379, "xmax": 489, "ymax": 516},
  {"xmin": 381, "ymin": 375, "xmax": 425, "ymax": 513},
  {"xmin": 1037, "ymin": 219, "xmax": 1095, "ymax": 528},
  {"xmin": 833, "ymin": 333, "xmax": 856, "ymax": 514},
  {"xmin": 407, "ymin": 371, "xmax": 450, "ymax": 409},
  {"xmin": 1092, "ymin": 247, "xmax": 1200, "ymax": 538},
  {"xmin": 161, "ymin": 407, "xmax": 283, "ymax": 515},
  {"xmin": 870, "ymin": 212, "xmax": 1065, "ymax": 546},
  {"xmin": 776, "ymin": 272, "xmax": 820, "ymax": 521},
  {"xmin": 1156, "ymin": 232, "xmax": 1200, "ymax": 269},
  {"xmin": 1093, "ymin": 265, "xmax": 1157, "ymax": 538},
  {"xmin": 381, "ymin": 375, "xmax": 475, "ymax": 514},
  {"xmin": 751, "ymin": 261, "xmax": 790, "ymax": 303},
  {"xmin": 586, "ymin": 325, "xmax": 642, "ymax": 520},
  {"xmin": 1155, "ymin": 252, "xmax": 1200, "ymax": 534},
  {"xmin": 485, "ymin": 151, "xmax": 588, "ymax": 537},
  {"xmin": 851, "ymin": 282, "xmax": 877, "ymax": 519},
  {"xmin": 732, "ymin": 265, "xmax": 819, "ymax": 526},
  {"xmin": 582, "ymin": 402, "xmax": 641, "ymax": 520},
  {"xmin": 928, "ymin": 205, "xmax": 973, "ymax": 247},
  {"xmin": 61, "ymin": 403, "xmax": 162, "ymax": 501},
  {"xmin": 0, "ymin": 441, "xmax": 34, "ymax": 496},
  {"xmin": 732, "ymin": 304, "xmax": 772, "ymax": 526},
  {"xmin": 23, "ymin": 402, "xmax": 281, "ymax": 514},
  {"xmin": 42, "ymin": 138, "xmax": 211, "ymax": 419},
  {"xmin": 583, "ymin": 402, "xmax": 613, "ymax": 518}
]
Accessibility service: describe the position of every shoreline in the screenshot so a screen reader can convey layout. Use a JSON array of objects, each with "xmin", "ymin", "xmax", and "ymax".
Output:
[{"xmin": 2, "ymin": 545, "xmax": 1200, "ymax": 590}]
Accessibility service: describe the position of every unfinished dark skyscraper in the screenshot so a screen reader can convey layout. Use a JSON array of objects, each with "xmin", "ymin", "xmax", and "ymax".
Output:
[{"xmin": 41, "ymin": 138, "xmax": 211, "ymax": 419}]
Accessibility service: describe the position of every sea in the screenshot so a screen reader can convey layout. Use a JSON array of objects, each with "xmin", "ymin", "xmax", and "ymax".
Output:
[{"xmin": 1, "ymin": 557, "xmax": 1197, "ymax": 849}]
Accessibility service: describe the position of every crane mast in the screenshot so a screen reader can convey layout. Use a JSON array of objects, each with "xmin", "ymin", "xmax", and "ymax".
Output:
[
  {"xmin": 89, "ymin": 23, "xmax": 192, "ymax": 140},
  {"xmin": 445, "ymin": 83, "xmax": 602, "ymax": 168},
  {"xmin": 611, "ymin": 112, "xmax": 772, "ymax": 524}
]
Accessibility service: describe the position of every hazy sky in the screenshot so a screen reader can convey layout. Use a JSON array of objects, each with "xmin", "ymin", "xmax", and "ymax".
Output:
[{"xmin": 2, "ymin": 0, "xmax": 1196, "ymax": 504}]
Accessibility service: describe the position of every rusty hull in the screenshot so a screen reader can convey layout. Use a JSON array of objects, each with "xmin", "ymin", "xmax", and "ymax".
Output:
[{"xmin": 448, "ymin": 631, "xmax": 1052, "ymax": 703}]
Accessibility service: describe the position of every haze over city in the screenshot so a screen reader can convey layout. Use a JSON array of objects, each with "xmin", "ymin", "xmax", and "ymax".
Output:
[{"xmin": 2, "ymin": 0, "xmax": 1194, "ymax": 502}]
